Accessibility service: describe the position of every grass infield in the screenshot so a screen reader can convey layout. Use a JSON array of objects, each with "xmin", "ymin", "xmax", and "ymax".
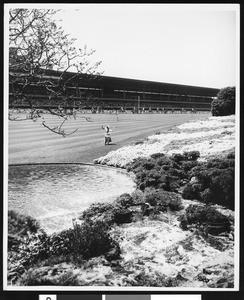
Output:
[{"xmin": 8, "ymin": 112, "xmax": 210, "ymax": 165}]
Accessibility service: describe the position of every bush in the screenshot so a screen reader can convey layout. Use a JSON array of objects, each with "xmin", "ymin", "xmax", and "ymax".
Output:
[
  {"xmin": 150, "ymin": 153, "xmax": 166, "ymax": 159},
  {"xmin": 181, "ymin": 160, "xmax": 198, "ymax": 174},
  {"xmin": 60, "ymin": 219, "xmax": 115, "ymax": 258},
  {"xmin": 171, "ymin": 151, "xmax": 200, "ymax": 163},
  {"xmin": 181, "ymin": 204, "xmax": 231, "ymax": 234},
  {"xmin": 24, "ymin": 218, "xmax": 118, "ymax": 260},
  {"xmin": 8, "ymin": 210, "xmax": 43, "ymax": 251},
  {"xmin": 126, "ymin": 156, "xmax": 183, "ymax": 192},
  {"xmin": 182, "ymin": 156, "xmax": 234, "ymax": 209},
  {"xmin": 80, "ymin": 195, "xmax": 134, "ymax": 225},
  {"xmin": 142, "ymin": 188, "xmax": 183, "ymax": 213},
  {"xmin": 114, "ymin": 193, "xmax": 134, "ymax": 207},
  {"xmin": 8, "ymin": 213, "xmax": 119, "ymax": 286},
  {"xmin": 18, "ymin": 269, "xmax": 80, "ymax": 286},
  {"xmin": 182, "ymin": 183, "xmax": 202, "ymax": 200},
  {"xmin": 183, "ymin": 151, "xmax": 200, "ymax": 161},
  {"xmin": 8, "ymin": 210, "xmax": 40, "ymax": 236},
  {"xmin": 211, "ymin": 86, "xmax": 235, "ymax": 116},
  {"xmin": 126, "ymin": 151, "xmax": 201, "ymax": 192},
  {"xmin": 80, "ymin": 202, "xmax": 114, "ymax": 222}
]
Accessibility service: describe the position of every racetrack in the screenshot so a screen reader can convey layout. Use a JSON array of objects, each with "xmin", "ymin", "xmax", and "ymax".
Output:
[{"xmin": 8, "ymin": 112, "xmax": 211, "ymax": 164}]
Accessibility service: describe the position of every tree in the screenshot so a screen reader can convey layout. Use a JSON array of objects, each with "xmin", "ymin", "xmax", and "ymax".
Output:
[
  {"xmin": 8, "ymin": 8, "xmax": 102, "ymax": 136},
  {"xmin": 211, "ymin": 86, "xmax": 235, "ymax": 116}
]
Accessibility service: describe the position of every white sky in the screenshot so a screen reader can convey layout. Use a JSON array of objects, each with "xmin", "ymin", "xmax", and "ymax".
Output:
[{"xmin": 7, "ymin": 4, "xmax": 239, "ymax": 89}]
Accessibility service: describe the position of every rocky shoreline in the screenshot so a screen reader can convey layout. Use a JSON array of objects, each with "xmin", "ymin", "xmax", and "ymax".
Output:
[{"xmin": 8, "ymin": 115, "xmax": 236, "ymax": 288}]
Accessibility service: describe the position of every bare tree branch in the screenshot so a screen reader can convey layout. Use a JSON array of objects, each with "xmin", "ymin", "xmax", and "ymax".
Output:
[{"xmin": 9, "ymin": 8, "xmax": 102, "ymax": 136}]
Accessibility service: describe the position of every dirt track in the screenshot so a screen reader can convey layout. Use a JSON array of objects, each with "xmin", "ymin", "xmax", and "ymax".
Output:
[{"xmin": 8, "ymin": 112, "xmax": 211, "ymax": 164}]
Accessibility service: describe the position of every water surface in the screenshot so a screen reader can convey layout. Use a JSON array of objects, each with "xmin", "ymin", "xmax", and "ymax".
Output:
[{"xmin": 8, "ymin": 164, "xmax": 135, "ymax": 234}]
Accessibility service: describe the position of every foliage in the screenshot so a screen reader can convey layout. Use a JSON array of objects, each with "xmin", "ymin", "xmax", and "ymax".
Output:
[
  {"xmin": 58, "ymin": 219, "xmax": 115, "ymax": 258},
  {"xmin": 125, "ymin": 151, "xmax": 200, "ymax": 192},
  {"xmin": 80, "ymin": 195, "xmax": 134, "ymax": 225},
  {"xmin": 180, "ymin": 204, "xmax": 231, "ymax": 233},
  {"xmin": 171, "ymin": 151, "xmax": 200, "ymax": 163},
  {"xmin": 132, "ymin": 271, "xmax": 181, "ymax": 287},
  {"xmin": 142, "ymin": 188, "xmax": 183, "ymax": 213},
  {"xmin": 182, "ymin": 156, "xmax": 235, "ymax": 209},
  {"xmin": 114, "ymin": 193, "xmax": 135, "ymax": 208},
  {"xmin": 8, "ymin": 211, "xmax": 118, "ymax": 283},
  {"xmin": 80, "ymin": 202, "xmax": 114, "ymax": 222},
  {"xmin": 17, "ymin": 269, "xmax": 80, "ymax": 286},
  {"xmin": 211, "ymin": 86, "xmax": 235, "ymax": 116},
  {"xmin": 8, "ymin": 210, "xmax": 40, "ymax": 236},
  {"xmin": 182, "ymin": 183, "xmax": 202, "ymax": 200}
]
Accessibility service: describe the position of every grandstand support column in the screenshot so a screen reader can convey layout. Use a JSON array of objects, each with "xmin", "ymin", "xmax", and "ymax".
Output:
[{"xmin": 138, "ymin": 96, "xmax": 140, "ymax": 112}]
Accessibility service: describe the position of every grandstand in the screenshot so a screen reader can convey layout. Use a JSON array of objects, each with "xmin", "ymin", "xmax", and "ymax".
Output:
[{"xmin": 9, "ymin": 69, "xmax": 219, "ymax": 112}]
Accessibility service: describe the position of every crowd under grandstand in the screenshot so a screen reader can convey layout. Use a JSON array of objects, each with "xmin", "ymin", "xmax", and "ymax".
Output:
[{"xmin": 9, "ymin": 70, "xmax": 219, "ymax": 113}]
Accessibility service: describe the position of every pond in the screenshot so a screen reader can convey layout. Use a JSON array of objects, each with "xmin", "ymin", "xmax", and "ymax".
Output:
[{"xmin": 8, "ymin": 164, "xmax": 136, "ymax": 234}]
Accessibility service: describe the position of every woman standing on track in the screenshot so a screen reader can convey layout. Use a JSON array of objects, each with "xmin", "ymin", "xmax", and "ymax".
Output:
[{"xmin": 101, "ymin": 125, "xmax": 113, "ymax": 145}]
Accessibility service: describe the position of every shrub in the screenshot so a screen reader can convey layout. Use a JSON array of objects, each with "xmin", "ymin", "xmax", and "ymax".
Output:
[
  {"xmin": 126, "ymin": 152, "xmax": 201, "ymax": 192},
  {"xmin": 207, "ymin": 168, "xmax": 234, "ymax": 209},
  {"xmin": 150, "ymin": 153, "xmax": 166, "ymax": 159},
  {"xmin": 80, "ymin": 202, "xmax": 114, "ymax": 221},
  {"xmin": 182, "ymin": 156, "xmax": 234, "ymax": 209},
  {"xmin": 182, "ymin": 183, "xmax": 202, "ymax": 200},
  {"xmin": 211, "ymin": 86, "xmax": 235, "ymax": 116},
  {"xmin": 181, "ymin": 160, "xmax": 198, "ymax": 174},
  {"xmin": 155, "ymin": 156, "xmax": 172, "ymax": 167},
  {"xmin": 171, "ymin": 151, "xmax": 200, "ymax": 163},
  {"xmin": 18, "ymin": 269, "xmax": 80, "ymax": 286},
  {"xmin": 142, "ymin": 188, "xmax": 183, "ymax": 213},
  {"xmin": 182, "ymin": 204, "xmax": 231, "ymax": 233},
  {"xmin": 131, "ymin": 189, "xmax": 144, "ymax": 204},
  {"xmin": 171, "ymin": 153, "xmax": 186, "ymax": 164},
  {"xmin": 8, "ymin": 210, "xmax": 40, "ymax": 236},
  {"xmin": 114, "ymin": 193, "xmax": 134, "ymax": 207},
  {"xmin": 80, "ymin": 195, "xmax": 134, "ymax": 225},
  {"xmin": 8, "ymin": 214, "xmax": 119, "ymax": 286},
  {"xmin": 183, "ymin": 151, "xmax": 200, "ymax": 161},
  {"xmin": 205, "ymin": 157, "xmax": 235, "ymax": 169},
  {"xmin": 227, "ymin": 151, "xmax": 235, "ymax": 159},
  {"xmin": 200, "ymin": 188, "xmax": 213, "ymax": 204},
  {"xmin": 61, "ymin": 219, "xmax": 115, "ymax": 258},
  {"xmin": 38, "ymin": 218, "xmax": 118, "ymax": 259},
  {"xmin": 8, "ymin": 210, "xmax": 44, "ymax": 251},
  {"xmin": 17, "ymin": 269, "xmax": 56, "ymax": 285}
]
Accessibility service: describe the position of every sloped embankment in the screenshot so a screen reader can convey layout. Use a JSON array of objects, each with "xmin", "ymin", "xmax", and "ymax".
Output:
[{"xmin": 94, "ymin": 115, "xmax": 235, "ymax": 167}]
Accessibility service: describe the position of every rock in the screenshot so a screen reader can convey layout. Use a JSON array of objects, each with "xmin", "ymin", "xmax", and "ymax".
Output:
[
  {"xmin": 176, "ymin": 273, "xmax": 187, "ymax": 281},
  {"xmin": 203, "ymin": 268, "xmax": 212, "ymax": 275},
  {"xmin": 105, "ymin": 246, "xmax": 121, "ymax": 261},
  {"xmin": 141, "ymin": 202, "xmax": 154, "ymax": 216},
  {"xmin": 110, "ymin": 260, "xmax": 121, "ymax": 267},
  {"xmin": 217, "ymin": 277, "xmax": 227, "ymax": 284},
  {"xmin": 196, "ymin": 273, "xmax": 209, "ymax": 283}
]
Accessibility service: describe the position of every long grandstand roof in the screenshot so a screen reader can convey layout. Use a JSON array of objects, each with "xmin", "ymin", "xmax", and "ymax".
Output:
[
  {"xmin": 99, "ymin": 75, "xmax": 219, "ymax": 97},
  {"xmin": 41, "ymin": 69, "xmax": 220, "ymax": 97}
]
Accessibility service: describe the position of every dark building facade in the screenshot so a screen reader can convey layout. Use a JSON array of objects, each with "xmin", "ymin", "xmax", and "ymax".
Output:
[{"xmin": 9, "ymin": 70, "xmax": 219, "ymax": 111}]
